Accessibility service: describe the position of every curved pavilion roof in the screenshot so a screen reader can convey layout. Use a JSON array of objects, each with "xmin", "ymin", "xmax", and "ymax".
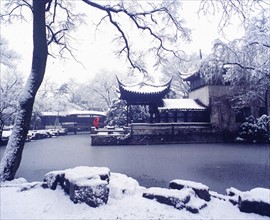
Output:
[{"xmin": 117, "ymin": 77, "xmax": 172, "ymax": 106}]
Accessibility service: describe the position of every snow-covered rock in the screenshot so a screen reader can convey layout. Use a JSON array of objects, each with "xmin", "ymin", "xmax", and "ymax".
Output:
[
  {"xmin": 109, "ymin": 173, "xmax": 141, "ymax": 199},
  {"xmin": 226, "ymin": 187, "xmax": 243, "ymax": 205},
  {"xmin": 43, "ymin": 166, "xmax": 110, "ymax": 207},
  {"xmin": 239, "ymin": 188, "xmax": 270, "ymax": 217},
  {"xmin": 143, "ymin": 187, "xmax": 207, "ymax": 213},
  {"xmin": 226, "ymin": 187, "xmax": 270, "ymax": 217},
  {"xmin": 170, "ymin": 179, "xmax": 211, "ymax": 202}
]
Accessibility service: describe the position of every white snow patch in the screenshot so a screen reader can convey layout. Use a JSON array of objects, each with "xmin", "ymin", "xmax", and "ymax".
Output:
[
  {"xmin": 64, "ymin": 166, "xmax": 110, "ymax": 183},
  {"xmin": 241, "ymin": 188, "xmax": 270, "ymax": 204},
  {"xmin": 44, "ymin": 166, "xmax": 110, "ymax": 187},
  {"xmin": 146, "ymin": 186, "xmax": 194, "ymax": 199},
  {"xmin": 0, "ymin": 177, "xmax": 28, "ymax": 187},
  {"xmin": 171, "ymin": 179, "xmax": 209, "ymax": 190},
  {"xmin": 109, "ymin": 173, "xmax": 142, "ymax": 199},
  {"xmin": 187, "ymin": 192, "xmax": 207, "ymax": 209}
]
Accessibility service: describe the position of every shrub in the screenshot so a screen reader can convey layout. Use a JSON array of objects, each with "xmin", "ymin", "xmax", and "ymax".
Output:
[{"xmin": 239, "ymin": 115, "xmax": 270, "ymax": 143}]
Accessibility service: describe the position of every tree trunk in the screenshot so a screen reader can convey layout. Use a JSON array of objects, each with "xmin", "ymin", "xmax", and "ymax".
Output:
[{"xmin": 0, "ymin": 1, "xmax": 48, "ymax": 181}]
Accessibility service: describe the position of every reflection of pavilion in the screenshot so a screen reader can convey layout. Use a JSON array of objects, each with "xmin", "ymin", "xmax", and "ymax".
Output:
[{"xmin": 117, "ymin": 77, "xmax": 209, "ymax": 124}]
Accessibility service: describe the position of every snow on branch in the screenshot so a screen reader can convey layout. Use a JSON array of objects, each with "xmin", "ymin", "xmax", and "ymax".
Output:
[
  {"xmin": 198, "ymin": 0, "xmax": 270, "ymax": 34},
  {"xmin": 222, "ymin": 62, "xmax": 255, "ymax": 71},
  {"xmin": 0, "ymin": 0, "xmax": 32, "ymax": 22},
  {"xmin": 82, "ymin": 0, "xmax": 190, "ymax": 73}
]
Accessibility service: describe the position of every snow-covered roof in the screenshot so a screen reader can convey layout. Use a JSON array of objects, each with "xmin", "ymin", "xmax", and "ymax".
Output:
[
  {"xmin": 120, "ymin": 83, "xmax": 168, "ymax": 94},
  {"xmin": 117, "ymin": 76, "xmax": 172, "ymax": 95},
  {"xmin": 159, "ymin": 99, "xmax": 206, "ymax": 111},
  {"xmin": 42, "ymin": 110, "xmax": 106, "ymax": 117},
  {"xmin": 117, "ymin": 77, "xmax": 172, "ymax": 105},
  {"xmin": 42, "ymin": 112, "xmax": 66, "ymax": 116},
  {"xmin": 67, "ymin": 110, "xmax": 107, "ymax": 116}
]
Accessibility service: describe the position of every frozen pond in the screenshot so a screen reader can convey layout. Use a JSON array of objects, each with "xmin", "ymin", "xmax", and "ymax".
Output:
[{"xmin": 1, "ymin": 133, "xmax": 269, "ymax": 193}]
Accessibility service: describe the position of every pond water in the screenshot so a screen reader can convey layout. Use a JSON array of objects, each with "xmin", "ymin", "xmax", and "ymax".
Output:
[{"xmin": 1, "ymin": 133, "xmax": 269, "ymax": 194}]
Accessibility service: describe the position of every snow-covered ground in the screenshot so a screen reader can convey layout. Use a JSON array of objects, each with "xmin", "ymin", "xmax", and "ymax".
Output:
[{"xmin": 1, "ymin": 169, "xmax": 269, "ymax": 220}]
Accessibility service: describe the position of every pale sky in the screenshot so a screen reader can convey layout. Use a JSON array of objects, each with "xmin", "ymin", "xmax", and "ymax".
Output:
[{"xmin": 1, "ymin": 1, "xmax": 244, "ymax": 84}]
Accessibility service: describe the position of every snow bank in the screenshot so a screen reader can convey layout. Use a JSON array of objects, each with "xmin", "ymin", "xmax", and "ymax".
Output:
[
  {"xmin": 0, "ymin": 177, "xmax": 28, "ymax": 187},
  {"xmin": 1, "ymin": 168, "xmax": 269, "ymax": 219}
]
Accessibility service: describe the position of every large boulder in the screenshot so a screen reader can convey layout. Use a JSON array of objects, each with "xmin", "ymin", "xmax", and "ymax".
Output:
[
  {"xmin": 169, "ymin": 179, "xmax": 211, "ymax": 202},
  {"xmin": 43, "ymin": 166, "xmax": 110, "ymax": 207}
]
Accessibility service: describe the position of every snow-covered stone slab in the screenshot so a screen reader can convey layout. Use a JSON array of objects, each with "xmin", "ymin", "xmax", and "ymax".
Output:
[
  {"xmin": 239, "ymin": 188, "xmax": 270, "ymax": 217},
  {"xmin": 142, "ymin": 187, "xmax": 207, "ymax": 213},
  {"xmin": 143, "ymin": 187, "xmax": 191, "ymax": 210},
  {"xmin": 43, "ymin": 166, "xmax": 110, "ymax": 207},
  {"xmin": 169, "ymin": 179, "xmax": 211, "ymax": 201}
]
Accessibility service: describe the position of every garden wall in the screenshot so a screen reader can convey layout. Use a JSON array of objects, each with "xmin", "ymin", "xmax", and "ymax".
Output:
[{"xmin": 91, "ymin": 123, "xmax": 234, "ymax": 146}]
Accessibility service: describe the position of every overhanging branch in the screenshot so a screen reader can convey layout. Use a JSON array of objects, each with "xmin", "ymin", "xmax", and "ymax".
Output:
[
  {"xmin": 81, "ymin": 0, "xmax": 188, "ymax": 72},
  {"xmin": 222, "ymin": 62, "xmax": 255, "ymax": 70}
]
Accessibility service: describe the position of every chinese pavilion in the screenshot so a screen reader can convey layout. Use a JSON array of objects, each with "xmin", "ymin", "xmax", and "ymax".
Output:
[
  {"xmin": 117, "ymin": 77, "xmax": 172, "ymax": 123},
  {"xmin": 117, "ymin": 77, "xmax": 209, "ymax": 124}
]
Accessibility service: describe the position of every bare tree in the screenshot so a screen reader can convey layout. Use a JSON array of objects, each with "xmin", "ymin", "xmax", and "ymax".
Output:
[{"xmin": 88, "ymin": 70, "xmax": 119, "ymax": 110}]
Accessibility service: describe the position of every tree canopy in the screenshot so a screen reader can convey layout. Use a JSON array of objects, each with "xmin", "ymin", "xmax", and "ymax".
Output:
[{"xmin": 200, "ymin": 8, "xmax": 270, "ymax": 109}]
